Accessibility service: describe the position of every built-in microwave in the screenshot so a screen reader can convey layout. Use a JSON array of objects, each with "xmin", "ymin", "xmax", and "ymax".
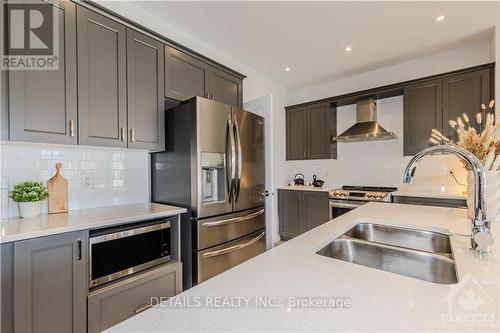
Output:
[{"xmin": 89, "ymin": 219, "xmax": 171, "ymax": 288}]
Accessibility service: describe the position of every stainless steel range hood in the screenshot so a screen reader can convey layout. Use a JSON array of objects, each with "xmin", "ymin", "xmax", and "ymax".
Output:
[{"xmin": 334, "ymin": 98, "xmax": 397, "ymax": 142}]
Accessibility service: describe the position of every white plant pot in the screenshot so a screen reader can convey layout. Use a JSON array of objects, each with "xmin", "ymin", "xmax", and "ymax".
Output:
[
  {"xmin": 18, "ymin": 201, "xmax": 42, "ymax": 219},
  {"xmin": 467, "ymin": 170, "xmax": 500, "ymax": 220}
]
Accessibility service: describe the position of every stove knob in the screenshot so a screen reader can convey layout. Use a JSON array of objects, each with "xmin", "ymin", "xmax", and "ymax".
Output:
[
  {"xmin": 367, "ymin": 193, "xmax": 373, "ymax": 198},
  {"xmin": 380, "ymin": 193, "xmax": 387, "ymax": 199},
  {"xmin": 343, "ymin": 192, "xmax": 348, "ymax": 196}
]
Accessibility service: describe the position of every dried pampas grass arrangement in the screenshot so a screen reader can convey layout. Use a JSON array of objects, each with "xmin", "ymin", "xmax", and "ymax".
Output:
[{"xmin": 429, "ymin": 100, "xmax": 499, "ymax": 171}]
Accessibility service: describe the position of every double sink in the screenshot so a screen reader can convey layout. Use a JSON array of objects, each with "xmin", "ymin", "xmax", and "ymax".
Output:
[{"xmin": 316, "ymin": 223, "xmax": 458, "ymax": 284}]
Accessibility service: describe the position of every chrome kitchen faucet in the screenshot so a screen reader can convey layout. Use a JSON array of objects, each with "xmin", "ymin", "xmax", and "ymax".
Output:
[{"xmin": 403, "ymin": 145, "xmax": 494, "ymax": 254}]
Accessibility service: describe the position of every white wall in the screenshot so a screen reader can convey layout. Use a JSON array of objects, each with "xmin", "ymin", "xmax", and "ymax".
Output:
[
  {"xmin": 1, "ymin": 143, "xmax": 150, "ymax": 219},
  {"xmin": 94, "ymin": 1, "xmax": 288, "ymax": 244}
]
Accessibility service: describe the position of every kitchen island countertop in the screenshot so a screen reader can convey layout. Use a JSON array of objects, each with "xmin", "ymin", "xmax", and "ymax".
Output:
[
  {"xmin": 108, "ymin": 202, "xmax": 499, "ymax": 332},
  {"xmin": 1, "ymin": 203, "xmax": 186, "ymax": 244}
]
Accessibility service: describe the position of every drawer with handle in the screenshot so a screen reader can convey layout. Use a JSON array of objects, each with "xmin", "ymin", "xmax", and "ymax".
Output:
[
  {"xmin": 196, "ymin": 229, "xmax": 266, "ymax": 284},
  {"xmin": 196, "ymin": 206, "xmax": 265, "ymax": 250},
  {"xmin": 87, "ymin": 262, "xmax": 182, "ymax": 333}
]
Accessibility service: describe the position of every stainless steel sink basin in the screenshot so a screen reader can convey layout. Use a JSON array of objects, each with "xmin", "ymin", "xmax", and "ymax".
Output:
[
  {"xmin": 344, "ymin": 223, "xmax": 452, "ymax": 256},
  {"xmin": 317, "ymin": 223, "xmax": 458, "ymax": 284}
]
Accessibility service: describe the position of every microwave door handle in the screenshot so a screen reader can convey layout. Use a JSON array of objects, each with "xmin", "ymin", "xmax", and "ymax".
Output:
[
  {"xmin": 202, "ymin": 231, "xmax": 265, "ymax": 258},
  {"xmin": 233, "ymin": 114, "xmax": 242, "ymax": 202}
]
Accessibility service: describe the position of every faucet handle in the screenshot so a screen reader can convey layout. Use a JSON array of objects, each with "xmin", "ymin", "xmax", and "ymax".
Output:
[{"xmin": 473, "ymin": 231, "xmax": 494, "ymax": 253}]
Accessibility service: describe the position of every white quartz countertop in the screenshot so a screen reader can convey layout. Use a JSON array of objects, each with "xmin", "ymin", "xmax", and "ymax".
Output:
[
  {"xmin": 277, "ymin": 185, "xmax": 332, "ymax": 192},
  {"xmin": 108, "ymin": 202, "xmax": 499, "ymax": 333},
  {"xmin": 0, "ymin": 203, "xmax": 186, "ymax": 244},
  {"xmin": 393, "ymin": 189, "xmax": 468, "ymax": 200}
]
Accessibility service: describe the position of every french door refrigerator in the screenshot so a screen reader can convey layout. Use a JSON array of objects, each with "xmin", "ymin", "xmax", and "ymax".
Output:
[{"xmin": 152, "ymin": 97, "xmax": 266, "ymax": 287}]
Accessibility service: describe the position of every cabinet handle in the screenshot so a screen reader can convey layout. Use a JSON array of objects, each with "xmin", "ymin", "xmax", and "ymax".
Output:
[
  {"xmin": 303, "ymin": 149, "xmax": 307, "ymax": 158},
  {"xmin": 121, "ymin": 127, "xmax": 126, "ymax": 142},
  {"xmin": 131, "ymin": 128, "xmax": 136, "ymax": 142},
  {"xmin": 205, "ymin": 92, "xmax": 209, "ymax": 98},
  {"xmin": 134, "ymin": 302, "xmax": 152, "ymax": 314},
  {"xmin": 210, "ymin": 93, "xmax": 214, "ymax": 100},
  {"xmin": 69, "ymin": 120, "xmax": 75, "ymax": 137},
  {"xmin": 76, "ymin": 239, "xmax": 82, "ymax": 260}
]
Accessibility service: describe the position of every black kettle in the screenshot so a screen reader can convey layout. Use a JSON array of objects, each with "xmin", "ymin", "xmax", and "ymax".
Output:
[
  {"xmin": 312, "ymin": 175, "xmax": 325, "ymax": 188},
  {"xmin": 293, "ymin": 173, "xmax": 305, "ymax": 186}
]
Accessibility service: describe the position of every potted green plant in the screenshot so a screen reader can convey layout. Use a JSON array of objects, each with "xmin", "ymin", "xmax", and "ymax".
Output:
[{"xmin": 9, "ymin": 181, "xmax": 48, "ymax": 218}]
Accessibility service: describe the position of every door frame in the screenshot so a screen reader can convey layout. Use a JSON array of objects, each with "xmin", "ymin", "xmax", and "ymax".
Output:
[{"xmin": 244, "ymin": 94, "xmax": 274, "ymax": 249}]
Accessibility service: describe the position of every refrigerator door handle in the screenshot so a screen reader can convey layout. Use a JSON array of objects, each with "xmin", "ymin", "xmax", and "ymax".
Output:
[
  {"xmin": 233, "ymin": 114, "xmax": 242, "ymax": 202},
  {"xmin": 226, "ymin": 115, "xmax": 236, "ymax": 202},
  {"xmin": 201, "ymin": 231, "xmax": 265, "ymax": 258}
]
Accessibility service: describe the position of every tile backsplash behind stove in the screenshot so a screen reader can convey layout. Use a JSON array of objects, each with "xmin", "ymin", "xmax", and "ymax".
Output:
[
  {"xmin": 286, "ymin": 95, "xmax": 468, "ymax": 193},
  {"xmin": 1, "ymin": 143, "xmax": 150, "ymax": 218}
]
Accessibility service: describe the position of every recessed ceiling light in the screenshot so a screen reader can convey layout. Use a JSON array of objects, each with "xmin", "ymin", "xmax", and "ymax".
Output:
[
  {"xmin": 285, "ymin": 67, "xmax": 291, "ymax": 72},
  {"xmin": 435, "ymin": 15, "xmax": 446, "ymax": 22},
  {"xmin": 345, "ymin": 46, "xmax": 352, "ymax": 52}
]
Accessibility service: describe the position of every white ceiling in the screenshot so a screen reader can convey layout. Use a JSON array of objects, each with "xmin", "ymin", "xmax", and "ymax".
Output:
[{"xmin": 135, "ymin": 1, "xmax": 498, "ymax": 88}]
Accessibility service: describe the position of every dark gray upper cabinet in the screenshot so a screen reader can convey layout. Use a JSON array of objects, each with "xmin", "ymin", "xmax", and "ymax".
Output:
[
  {"xmin": 278, "ymin": 190, "xmax": 330, "ymax": 240},
  {"xmin": 165, "ymin": 45, "xmax": 210, "ymax": 101},
  {"xmin": 286, "ymin": 107, "xmax": 307, "ymax": 160},
  {"xmin": 403, "ymin": 79, "xmax": 443, "ymax": 156},
  {"xmin": 8, "ymin": 0, "xmax": 77, "ymax": 144},
  {"xmin": 403, "ymin": 68, "xmax": 492, "ymax": 156},
  {"xmin": 127, "ymin": 28, "xmax": 165, "ymax": 151},
  {"xmin": 77, "ymin": 6, "xmax": 127, "ymax": 148},
  {"xmin": 209, "ymin": 67, "xmax": 243, "ymax": 107},
  {"xmin": 13, "ymin": 231, "xmax": 87, "ymax": 333},
  {"xmin": 286, "ymin": 103, "xmax": 335, "ymax": 160},
  {"xmin": 442, "ymin": 69, "xmax": 491, "ymax": 141},
  {"xmin": 307, "ymin": 103, "xmax": 332, "ymax": 159}
]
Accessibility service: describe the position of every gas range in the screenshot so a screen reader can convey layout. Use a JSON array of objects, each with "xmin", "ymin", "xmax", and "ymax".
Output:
[{"xmin": 329, "ymin": 186, "xmax": 397, "ymax": 203}]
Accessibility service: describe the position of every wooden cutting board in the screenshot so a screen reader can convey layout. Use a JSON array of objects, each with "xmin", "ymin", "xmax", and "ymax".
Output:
[{"xmin": 48, "ymin": 162, "xmax": 68, "ymax": 214}]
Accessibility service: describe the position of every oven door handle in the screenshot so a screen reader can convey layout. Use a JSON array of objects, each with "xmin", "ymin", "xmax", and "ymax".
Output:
[
  {"xmin": 329, "ymin": 199, "xmax": 365, "ymax": 209},
  {"xmin": 201, "ymin": 208, "xmax": 264, "ymax": 227},
  {"xmin": 202, "ymin": 231, "xmax": 265, "ymax": 258}
]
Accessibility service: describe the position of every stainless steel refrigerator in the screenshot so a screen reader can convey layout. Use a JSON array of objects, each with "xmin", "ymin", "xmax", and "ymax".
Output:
[{"xmin": 152, "ymin": 97, "xmax": 266, "ymax": 287}]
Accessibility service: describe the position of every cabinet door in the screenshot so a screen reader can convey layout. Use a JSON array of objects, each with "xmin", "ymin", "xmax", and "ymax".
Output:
[
  {"xmin": 443, "ymin": 69, "xmax": 491, "ymax": 141},
  {"xmin": 303, "ymin": 192, "xmax": 330, "ymax": 231},
  {"xmin": 165, "ymin": 45, "xmax": 210, "ymax": 101},
  {"xmin": 8, "ymin": 0, "xmax": 77, "ymax": 144},
  {"xmin": 77, "ymin": 7, "xmax": 127, "ymax": 148},
  {"xmin": 307, "ymin": 103, "xmax": 331, "ymax": 159},
  {"xmin": 14, "ymin": 231, "xmax": 87, "ymax": 333},
  {"xmin": 286, "ymin": 107, "xmax": 307, "ymax": 160},
  {"xmin": 127, "ymin": 29, "xmax": 165, "ymax": 151},
  {"xmin": 209, "ymin": 67, "xmax": 242, "ymax": 107},
  {"xmin": 403, "ymin": 79, "xmax": 443, "ymax": 156},
  {"xmin": 278, "ymin": 190, "xmax": 302, "ymax": 240}
]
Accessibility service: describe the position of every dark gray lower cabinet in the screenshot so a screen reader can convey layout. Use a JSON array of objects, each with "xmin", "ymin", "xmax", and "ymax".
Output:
[
  {"xmin": 127, "ymin": 28, "xmax": 165, "ymax": 151},
  {"xmin": 278, "ymin": 190, "xmax": 330, "ymax": 240},
  {"xmin": 8, "ymin": 0, "xmax": 77, "ymax": 145},
  {"xmin": 13, "ymin": 231, "xmax": 87, "ymax": 333},
  {"xmin": 88, "ymin": 263, "xmax": 182, "ymax": 333},
  {"xmin": 1, "ymin": 243, "xmax": 13, "ymax": 333}
]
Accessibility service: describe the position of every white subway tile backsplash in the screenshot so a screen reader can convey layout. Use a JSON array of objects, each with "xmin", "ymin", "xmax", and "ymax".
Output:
[
  {"xmin": 286, "ymin": 95, "xmax": 468, "ymax": 194},
  {"xmin": 1, "ymin": 143, "xmax": 150, "ymax": 218}
]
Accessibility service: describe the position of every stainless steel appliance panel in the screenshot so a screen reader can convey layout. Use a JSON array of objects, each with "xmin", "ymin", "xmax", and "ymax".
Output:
[
  {"xmin": 196, "ymin": 206, "xmax": 265, "ymax": 250},
  {"xmin": 195, "ymin": 98, "xmax": 233, "ymax": 218},
  {"xmin": 196, "ymin": 229, "xmax": 266, "ymax": 284},
  {"xmin": 330, "ymin": 199, "xmax": 366, "ymax": 219},
  {"xmin": 232, "ymin": 107, "xmax": 266, "ymax": 212}
]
